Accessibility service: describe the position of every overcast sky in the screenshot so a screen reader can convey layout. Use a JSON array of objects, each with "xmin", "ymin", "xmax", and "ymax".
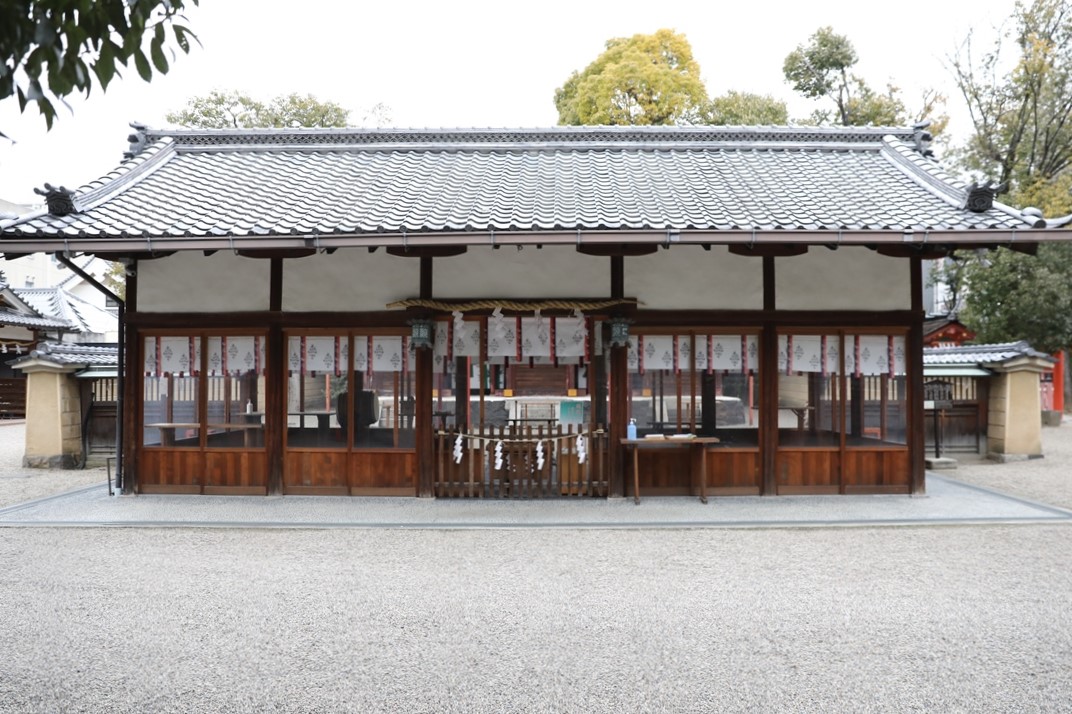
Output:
[{"xmin": 0, "ymin": 0, "xmax": 1020, "ymax": 204}]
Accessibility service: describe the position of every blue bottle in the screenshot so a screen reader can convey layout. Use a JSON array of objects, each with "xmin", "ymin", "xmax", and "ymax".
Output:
[{"xmin": 627, "ymin": 418, "xmax": 637, "ymax": 441}]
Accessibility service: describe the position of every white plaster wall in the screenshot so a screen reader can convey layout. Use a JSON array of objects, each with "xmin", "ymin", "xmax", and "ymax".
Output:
[
  {"xmin": 434, "ymin": 247, "xmax": 608, "ymax": 299},
  {"xmin": 776, "ymin": 248, "xmax": 910, "ymax": 311},
  {"xmin": 137, "ymin": 252, "xmax": 271, "ymax": 312},
  {"xmin": 624, "ymin": 246, "xmax": 763, "ymax": 310},
  {"xmin": 283, "ymin": 250, "xmax": 419, "ymax": 311}
]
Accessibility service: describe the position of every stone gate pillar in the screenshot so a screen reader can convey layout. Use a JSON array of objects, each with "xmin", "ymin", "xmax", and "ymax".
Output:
[{"xmin": 20, "ymin": 363, "xmax": 83, "ymax": 469}]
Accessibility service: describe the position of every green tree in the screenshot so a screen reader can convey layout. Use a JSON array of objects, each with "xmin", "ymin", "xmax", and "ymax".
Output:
[
  {"xmin": 1, "ymin": 0, "xmax": 198, "ymax": 133},
  {"xmin": 950, "ymin": 0, "xmax": 1072, "ymax": 211},
  {"xmin": 705, "ymin": 91, "xmax": 788, "ymax": 125},
  {"xmin": 957, "ymin": 244, "xmax": 1072, "ymax": 354},
  {"xmin": 783, "ymin": 26, "xmax": 943, "ymax": 128},
  {"xmin": 554, "ymin": 29, "xmax": 709, "ymax": 126},
  {"xmin": 167, "ymin": 90, "xmax": 350, "ymax": 129}
]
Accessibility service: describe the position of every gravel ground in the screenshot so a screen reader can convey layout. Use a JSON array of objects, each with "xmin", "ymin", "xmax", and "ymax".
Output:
[
  {"xmin": 2, "ymin": 526, "xmax": 1071, "ymax": 713},
  {"xmin": 2, "ymin": 422, "xmax": 1071, "ymax": 712},
  {"xmin": 0, "ymin": 422, "xmax": 108, "ymax": 509},
  {"xmin": 942, "ymin": 418, "xmax": 1072, "ymax": 510}
]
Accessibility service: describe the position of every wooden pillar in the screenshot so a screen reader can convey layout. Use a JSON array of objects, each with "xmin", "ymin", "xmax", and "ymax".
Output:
[
  {"xmin": 1053, "ymin": 350, "xmax": 1065, "ymax": 413},
  {"xmin": 415, "ymin": 346, "xmax": 434, "ymax": 497},
  {"xmin": 266, "ymin": 258, "xmax": 285, "ymax": 495},
  {"xmin": 608, "ymin": 341, "xmax": 629, "ymax": 498},
  {"xmin": 908, "ymin": 256, "xmax": 926, "ymax": 494},
  {"xmin": 416, "ymin": 255, "xmax": 435, "ymax": 496},
  {"xmin": 761, "ymin": 256, "xmax": 778, "ymax": 495},
  {"xmin": 122, "ymin": 269, "xmax": 139, "ymax": 493}
]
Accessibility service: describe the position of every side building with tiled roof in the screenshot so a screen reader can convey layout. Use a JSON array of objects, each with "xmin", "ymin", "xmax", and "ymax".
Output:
[{"xmin": 2, "ymin": 124, "xmax": 1070, "ymax": 496}]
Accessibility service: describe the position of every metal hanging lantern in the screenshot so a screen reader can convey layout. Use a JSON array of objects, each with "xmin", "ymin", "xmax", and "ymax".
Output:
[
  {"xmin": 409, "ymin": 318, "xmax": 435, "ymax": 350},
  {"xmin": 607, "ymin": 318, "xmax": 631, "ymax": 348}
]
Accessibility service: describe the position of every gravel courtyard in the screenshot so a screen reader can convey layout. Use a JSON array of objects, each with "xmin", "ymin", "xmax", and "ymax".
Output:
[{"xmin": 1, "ymin": 421, "xmax": 1071, "ymax": 712}]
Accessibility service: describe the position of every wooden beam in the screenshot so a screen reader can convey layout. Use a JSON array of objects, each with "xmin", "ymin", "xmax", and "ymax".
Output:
[
  {"xmin": 611, "ymin": 256, "xmax": 624, "ymax": 299},
  {"xmin": 419, "ymin": 256, "xmax": 432, "ymax": 299},
  {"xmin": 577, "ymin": 244, "xmax": 658, "ymax": 257},
  {"xmin": 270, "ymin": 258, "xmax": 283, "ymax": 313},
  {"xmin": 386, "ymin": 245, "xmax": 467, "ymax": 258},
  {"xmin": 730, "ymin": 244, "xmax": 808, "ymax": 258},
  {"xmin": 875, "ymin": 245, "xmax": 955, "ymax": 259},
  {"xmin": 236, "ymin": 248, "xmax": 316, "ymax": 259}
]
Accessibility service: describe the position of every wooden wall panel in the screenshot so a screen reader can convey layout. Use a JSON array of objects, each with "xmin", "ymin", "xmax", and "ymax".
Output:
[
  {"xmin": 284, "ymin": 450, "xmax": 348, "ymax": 493},
  {"xmin": 776, "ymin": 449, "xmax": 840, "ymax": 494},
  {"xmin": 843, "ymin": 449, "xmax": 910, "ymax": 493},
  {"xmin": 349, "ymin": 450, "xmax": 417, "ymax": 493},
  {"xmin": 138, "ymin": 449, "xmax": 203, "ymax": 493},
  {"xmin": 706, "ymin": 450, "xmax": 761, "ymax": 491},
  {"xmin": 203, "ymin": 451, "xmax": 268, "ymax": 493},
  {"xmin": 636, "ymin": 448, "xmax": 691, "ymax": 490}
]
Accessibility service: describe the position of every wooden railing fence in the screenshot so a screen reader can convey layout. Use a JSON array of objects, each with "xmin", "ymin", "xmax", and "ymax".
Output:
[{"xmin": 435, "ymin": 424, "xmax": 608, "ymax": 498}]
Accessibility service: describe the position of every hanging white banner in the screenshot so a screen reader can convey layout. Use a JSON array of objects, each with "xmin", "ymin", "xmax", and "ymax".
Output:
[
  {"xmin": 159, "ymin": 336, "xmax": 198, "ymax": 375},
  {"xmin": 305, "ymin": 336, "xmax": 338, "ymax": 376},
  {"xmin": 453, "ymin": 320, "xmax": 481, "ymax": 357},
  {"xmin": 372, "ymin": 336, "xmax": 404, "ymax": 372},
  {"xmin": 487, "ymin": 314, "xmax": 518, "ymax": 358},
  {"xmin": 353, "ymin": 336, "xmax": 369, "ymax": 372},
  {"xmin": 555, "ymin": 316, "xmax": 587, "ymax": 359},
  {"xmin": 520, "ymin": 317, "xmax": 552, "ymax": 357}
]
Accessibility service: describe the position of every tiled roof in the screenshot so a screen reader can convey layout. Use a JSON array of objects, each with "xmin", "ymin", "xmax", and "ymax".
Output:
[
  {"xmin": 15, "ymin": 287, "xmax": 116, "ymax": 334},
  {"xmin": 0, "ymin": 285, "xmax": 71, "ymax": 330},
  {"xmin": 2, "ymin": 124, "xmax": 1069, "ymax": 253},
  {"xmin": 9, "ymin": 341, "xmax": 118, "ymax": 368},
  {"xmin": 924, "ymin": 340, "xmax": 1055, "ymax": 366}
]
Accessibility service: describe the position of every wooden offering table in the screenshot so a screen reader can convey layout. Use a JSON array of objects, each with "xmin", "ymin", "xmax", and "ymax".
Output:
[{"xmin": 620, "ymin": 436, "xmax": 721, "ymax": 504}]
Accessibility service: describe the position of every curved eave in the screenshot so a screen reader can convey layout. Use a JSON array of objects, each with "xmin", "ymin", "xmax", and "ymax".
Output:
[{"xmin": 0, "ymin": 226, "xmax": 1066, "ymax": 256}]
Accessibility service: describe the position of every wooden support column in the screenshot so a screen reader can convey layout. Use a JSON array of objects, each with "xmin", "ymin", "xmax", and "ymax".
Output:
[
  {"xmin": 761, "ymin": 256, "xmax": 778, "ymax": 496},
  {"xmin": 609, "ymin": 341, "xmax": 629, "ymax": 498},
  {"xmin": 122, "ymin": 269, "xmax": 139, "ymax": 494},
  {"xmin": 908, "ymin": 256, "xmax": 926, "ymax": 494},
  {"xmin": 416, "ymin": 347, "xmax": 434, "ymax": 497},
  {"xmin": 266, "ymin": 258, "xmax": 284, "ymax": 495},
  {"xmin": 416, "ymin": 254, "xmax": 435, "ymax": 497}
]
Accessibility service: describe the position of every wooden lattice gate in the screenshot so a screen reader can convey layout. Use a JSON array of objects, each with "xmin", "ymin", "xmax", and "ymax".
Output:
[{"xmin": 435, "ymin": 425, "xmax": 608, "ymax": 498}]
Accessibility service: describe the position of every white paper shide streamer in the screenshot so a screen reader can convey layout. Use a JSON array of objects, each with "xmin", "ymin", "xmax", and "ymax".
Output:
[
  {"xmin": 535, "ymin": 440, "xmax": 545, "ymax": 470},
  {"xmin": 494, "ymin": 440, "xmax": 504, "ymax": 470},
  {"xmin": 576, "ymin": 433, "xmax": 587, "ymax": 465},
  {"xmin": 453, "ymin": 435, "xmax": 464, "ymax": 464}
]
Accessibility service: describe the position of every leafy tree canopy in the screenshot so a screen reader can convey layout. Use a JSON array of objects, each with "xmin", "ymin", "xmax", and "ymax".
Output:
[
  {"xmin": 555, "ymin": 29, "xmax": 709, "ymax": 126},
  {"xmin": 955, "ymin": 244, "xmax": 1072, "ymax": 354},
  {"xmin": 1, "ymin": 0, "xmax": 198, "ymax": 134},
  {"xmin": 166, "ymin": 90, "xmax": 350, "ymax": 129},
  {"xmin": 783, "ymin": 26, "xmax": 947, "ymax": 131},
  {"xmin": 704, "ymin": 91, "xmax": 788, "ymax": 125},
  {"xmin": 950, "ymin": 0, "xmax": 1072, "ymax": 212}
]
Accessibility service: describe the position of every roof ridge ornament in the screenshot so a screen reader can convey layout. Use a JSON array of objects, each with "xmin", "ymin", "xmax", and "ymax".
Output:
[
  {"xmin": 33, "ymin": 183, "xmax": 80, "ymax": 216},
  {"xmin": 912, "ymin": 121, "xmax": 934, "ymax": 158},
  {"xmin": 962, "ymin": 180, "xmax": 1008, "ymax": 213},
  {"xmin": 124, "ymin": 121, "xmax": 151, "ymax": 160}
]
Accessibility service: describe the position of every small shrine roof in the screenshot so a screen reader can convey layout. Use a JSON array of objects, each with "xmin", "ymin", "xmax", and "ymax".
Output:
[{"xmin": 924, "ymin": 340, "xmax": 1055, "ymax": 367}]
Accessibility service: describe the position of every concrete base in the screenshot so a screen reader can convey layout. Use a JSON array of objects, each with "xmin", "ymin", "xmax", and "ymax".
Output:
[
  {"xmin": 987, "ymin": 452, "xmax": 1044, "ymax": 463},
  {"xmin": 1042, "ymin": 410, "xmax": 1063, "ymax": 427},
  {"xmin": 925, "ymin": 456, "xmax": 958, "ymax": 470},
  {"xmin": 23, "ymin": 453, "xmax": 84, "ymax": 469}
]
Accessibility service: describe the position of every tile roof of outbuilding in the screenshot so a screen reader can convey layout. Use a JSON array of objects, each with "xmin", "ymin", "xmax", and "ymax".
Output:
[
  {"xmin": 923, "ymin": 340, "xmax": 1055, "ymax": 366},
  {"xmin": 8, "ymin": 341, "xmax": 118, "ymax": 369},
  {"xmin": 2, "ymin": 124, "xmax": 1070, "ymax": 254}
]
